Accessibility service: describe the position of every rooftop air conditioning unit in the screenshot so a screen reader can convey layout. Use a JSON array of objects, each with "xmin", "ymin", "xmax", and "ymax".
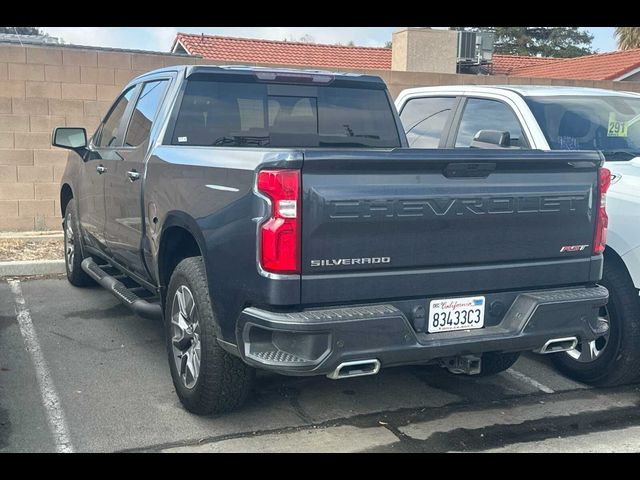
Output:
[
  {"xmin": 458, "ymin": 31, "xmax": 478, "ymax": 63},
  {"xmin": 457, "ymin": 31, "xmax": 495, "ymax": 65}
]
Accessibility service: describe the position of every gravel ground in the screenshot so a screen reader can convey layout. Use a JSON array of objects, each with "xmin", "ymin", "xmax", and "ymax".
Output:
[{"xmin": 0, "ymin": 238, "xmax": 64, "ymax": 262}]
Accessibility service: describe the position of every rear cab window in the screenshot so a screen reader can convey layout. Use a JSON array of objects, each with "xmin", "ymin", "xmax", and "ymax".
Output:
[
  {"xmin": 169, "ymin": 77, "xmax": 401, "ymax": 148},
  {"xmin": 399, "ymin": 97, "xmax": 456, "ymax": 148}
]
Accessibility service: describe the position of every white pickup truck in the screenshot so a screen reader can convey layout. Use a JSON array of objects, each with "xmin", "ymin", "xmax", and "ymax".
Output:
[{"xmin": 395, "ymin": 85, "xmax": 640, "ymax": 386}]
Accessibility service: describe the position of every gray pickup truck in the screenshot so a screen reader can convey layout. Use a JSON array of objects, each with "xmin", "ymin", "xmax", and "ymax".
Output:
[{"xmin": 52, "ymin": 66, "xmax": 609, "ymax": 415}]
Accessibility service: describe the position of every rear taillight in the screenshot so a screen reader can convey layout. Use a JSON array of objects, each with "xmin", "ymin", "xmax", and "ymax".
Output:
[
  {"xmin": 593, "ymin": 167, "xmax": 611, "ymax": 255},
  {"xmin": 257, "ymin": 169, "xmax": 301, "ymax": 274}
]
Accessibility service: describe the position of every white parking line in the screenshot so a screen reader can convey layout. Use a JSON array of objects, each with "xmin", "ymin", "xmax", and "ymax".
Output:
[
  {"xmin": 505, "ymin": 368, "xmax": 555, "ymax": 394},
  {"xmin": 8, "ymin": 279, "xmax": 75, "ymax": 453}
]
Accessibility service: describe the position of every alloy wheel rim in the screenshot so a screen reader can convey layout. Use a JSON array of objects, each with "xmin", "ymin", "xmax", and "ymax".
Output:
[
  {"xmin": 65, "ymin": 213, "xmax": 74, "ymax": 272},
  {"xmin": 170, "ymin": 285, "xmax": 201, "ymax": 389},
  {"xmin": 565, "ymin": 305, "xmax": 610, "ymax": 363}
]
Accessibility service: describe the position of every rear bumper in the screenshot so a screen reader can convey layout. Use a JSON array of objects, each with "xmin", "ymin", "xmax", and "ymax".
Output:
[{"xmin": 236, "ymin": 285, "xmax": 609, "ymax": 376}]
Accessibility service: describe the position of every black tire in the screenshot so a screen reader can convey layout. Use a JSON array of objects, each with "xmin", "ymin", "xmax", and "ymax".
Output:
[
  {"xmin": 165, "ymin": 257, "xmax": 254, "ymax": 415},
  {"xmin": 551, "ymin": 257, "xmax": 640, "ymax": 387},
  {"xmin": 477, "ymin": 351, "xmax": 521, "ymax": 376},
  {"xmin": 63, "ymin": 200, "xmax": 95, "ymax": 287}
]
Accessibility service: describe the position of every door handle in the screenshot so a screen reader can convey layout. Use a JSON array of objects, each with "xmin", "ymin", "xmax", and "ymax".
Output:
[
  {"xmin": 96, "ymin": 165, "xmax": 107, "ymax": 174},
  {"xmin": 127, "ymin": 170, "xmax": 141, "ymax": 182}
]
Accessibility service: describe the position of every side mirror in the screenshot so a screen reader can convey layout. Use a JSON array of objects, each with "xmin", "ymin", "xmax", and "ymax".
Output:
[
  {"xmin": 52, "ymin": 127, "xmax": 87, "ymax": 151},
  {"xmin": 470, "ymin": 130, "xmax": 511, "ymax": 149}
]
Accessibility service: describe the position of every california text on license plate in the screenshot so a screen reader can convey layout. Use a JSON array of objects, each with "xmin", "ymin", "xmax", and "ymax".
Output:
[{"xmin": 428, "ymin": 296, "xmax": 485, "ymax": 333}]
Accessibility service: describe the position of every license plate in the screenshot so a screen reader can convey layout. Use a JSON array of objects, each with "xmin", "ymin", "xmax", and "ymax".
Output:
[{"xmin": 428, "ymin": 296, "xmax": 485, "ymax": 333}]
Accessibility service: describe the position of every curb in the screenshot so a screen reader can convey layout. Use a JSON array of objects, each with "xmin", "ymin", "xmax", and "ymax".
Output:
[
  {"xmin": 0, "ymin": 260, "xmax": 66, "ymax": 277},
  {"xmin": 0, "ymin": 232, "xmax": 63, "ymax": 242}
]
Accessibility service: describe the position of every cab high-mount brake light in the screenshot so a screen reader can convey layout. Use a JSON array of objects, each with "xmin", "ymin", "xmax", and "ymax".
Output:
[
  {"xmin": 255, "ymin": 71, "xmax": 333, "ymax": 84},
  {"xmin": 594, "ymin": 167, "xmax": 612, "ymax": 255},
  {"xmin": 257, "ymin": 169, "xmax": 301, "ymax": 274}
]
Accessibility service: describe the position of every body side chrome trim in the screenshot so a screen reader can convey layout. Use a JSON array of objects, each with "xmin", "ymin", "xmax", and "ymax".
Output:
[{"xmin": 206, "ymin": 184, "xmax": 240, "ymax": 192}]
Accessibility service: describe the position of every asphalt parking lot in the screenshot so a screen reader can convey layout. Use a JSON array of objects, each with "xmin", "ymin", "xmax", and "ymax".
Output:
[{"xmin": 1, "ymin": 277, "xmax": 640, "ymax": 453}]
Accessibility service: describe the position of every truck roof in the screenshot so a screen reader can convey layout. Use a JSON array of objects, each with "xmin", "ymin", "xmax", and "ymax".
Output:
[
  {"xmin": 398, "ymin": 84, "xmax": 640, "ymax": 99},
  {"xmin": 130, "ymin": 64, "xmax": 385, "ymax": 88},
  {"xmin": 494, "ymin": 85, "xmax": 640, "ymax": 98}
]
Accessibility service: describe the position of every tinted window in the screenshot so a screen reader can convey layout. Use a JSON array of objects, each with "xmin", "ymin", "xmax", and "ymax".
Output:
[
  {"xmin": 525, "ymin": 95, "xmax": 640, "ymax": 158},
  {"xmin": 95, "ymin": 87, "xmax": 135, "ymax": 148},
  {"xmin": 400, "ymin": 97, "xmax": 456, "ymax": 148},
  {"xmin": 124, "ymin": 80, "xmax": 169, "ymax": 147},
  {"xmin": 455, "ymin": 98, "xmax": 526, "ymax": 148},
  {"xmin": 171, "ymin": 80, "xmax": 400, "ymax": 148},
  {"xmin": 317, "ymin": 88, "xmax": 399, "ymax": 147}
]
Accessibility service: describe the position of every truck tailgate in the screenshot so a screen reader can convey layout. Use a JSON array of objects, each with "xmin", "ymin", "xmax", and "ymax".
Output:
[{"xmin": 300, "ymin": 149, "xmax": 603, "ymax": 304}]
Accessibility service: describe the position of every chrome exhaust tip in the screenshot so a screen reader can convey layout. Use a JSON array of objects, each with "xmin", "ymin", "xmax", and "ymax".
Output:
[
  {"xmin": 535, "ymin": 337, "xmax": 579, "ymax": 355},
  {"xmin": 326, "ymin": 359, "xmax": 381, "ymax": 380}
]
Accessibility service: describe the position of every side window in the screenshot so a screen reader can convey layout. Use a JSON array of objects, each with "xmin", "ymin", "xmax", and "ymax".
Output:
[
  {"xmin": 124, "ymin": 80, "xmax": 169, "ymax": 147},
  {"xmin": 400, "ymin": 97, "xmax": 456, "ymax": 148},
  {"xmin": 94, "ymin": 87, "xmax": 136, "ymax": 148},
  {"xmin": 455, "ymin": 98, "xmax": 527, "ymax": 148}
]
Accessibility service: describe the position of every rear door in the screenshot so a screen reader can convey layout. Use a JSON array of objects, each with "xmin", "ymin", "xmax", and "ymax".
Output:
[{"xmin": 104, "ymin": 77, "xmax": 171, "ymax": 278}]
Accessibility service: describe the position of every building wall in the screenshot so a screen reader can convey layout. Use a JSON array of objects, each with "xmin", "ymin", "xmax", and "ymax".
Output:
[
  {"xmin": 391, "ymin": 28, "xmax": 458, "ymax": 74},
  {"xmin": 1, "ymin": 42, "xmax": 639, "ymax": 232}
]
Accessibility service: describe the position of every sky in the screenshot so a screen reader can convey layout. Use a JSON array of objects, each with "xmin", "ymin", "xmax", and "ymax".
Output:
[{"xmin": 39, "ymin": 27, "xmax": 619, "ymax": 54}]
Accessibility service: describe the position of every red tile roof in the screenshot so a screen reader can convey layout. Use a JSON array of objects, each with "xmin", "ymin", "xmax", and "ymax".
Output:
[
  {"xmin": 490, "ymin": 54, "xmax": 564, "ymax": 75},
  {"xmin": 507, "ymin": 48, "xmax": 640, "ymax": 80},
  {"xmin": 173, "ymin": 33, "xmax": 392, "ymax": 70},
  {"xmin": 172, "ymin": 33, "xmax": 640, "ymax": 81}
]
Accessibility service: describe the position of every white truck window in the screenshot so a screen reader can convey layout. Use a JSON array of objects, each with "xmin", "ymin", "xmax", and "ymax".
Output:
[
  {"xmin": 455, "ymin": 98, "xmax": 526, "ymax": 148},
  {"xmin": 399, "ymin": 97, "xmax": 456, "ymax": 148}
]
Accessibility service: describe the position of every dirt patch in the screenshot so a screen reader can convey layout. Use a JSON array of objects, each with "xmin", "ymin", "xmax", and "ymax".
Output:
[{"xmin": 0, "ymin": 238, "xmax": 64, "ymax": 262}]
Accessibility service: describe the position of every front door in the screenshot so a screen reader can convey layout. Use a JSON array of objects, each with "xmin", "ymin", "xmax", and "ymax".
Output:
[
  {"xmin": 77, "ymin": 86, "xmax": 137, "ymax": 254},
  {"xmin": 104, "ymin": 79, "xmax": 170, "ymax": 279},
  {"xmin": 75, "ymin": 147, "xmax": 106, "ymax": 251}
]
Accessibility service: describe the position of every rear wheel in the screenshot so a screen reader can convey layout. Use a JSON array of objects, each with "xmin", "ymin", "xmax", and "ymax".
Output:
[
  {"xmin": 551, "ymin": 258, "xmax": 640, "ymax": 386},
  {"xmin": 165, "ymin": 257, "xmax": 254, "ymax": 415},
  {"xmin": 63, "ymin": 201, "xmax": 94, "ymax": 287}
]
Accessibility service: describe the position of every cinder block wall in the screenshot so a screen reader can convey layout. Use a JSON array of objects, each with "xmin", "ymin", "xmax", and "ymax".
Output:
[
  {"xmin": 0, "ymin": 44, "xmax": 199, "ymax": 231},
  {"xmin": 2, "ymin": 42, "xmax": 639, "ymax": 232}
]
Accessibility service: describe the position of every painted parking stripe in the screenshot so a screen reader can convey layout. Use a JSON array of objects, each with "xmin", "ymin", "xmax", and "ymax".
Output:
[
  {"xmin": 8, "ymin": 279, "xmax": 75, "ymax": 453},
  {"xmin": 505, "ymin": 369, "xmax": 555, "ymax": 394}
]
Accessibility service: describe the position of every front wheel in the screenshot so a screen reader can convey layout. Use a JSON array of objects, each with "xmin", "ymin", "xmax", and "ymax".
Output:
[
  {"xmin": 165, "ymin": 257, "xmax": 254, "ymax": 415},
  {"xmin": 551, "ymin": 258, "xmax": 640, "ymax": 386},
  {"xmin": 63, "ymin": 201, "xmax": 95, "ymax": 287}
]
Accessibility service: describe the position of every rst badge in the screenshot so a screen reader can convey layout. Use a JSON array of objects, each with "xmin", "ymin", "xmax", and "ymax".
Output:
[{"xmin": 560, "ymin": 245, "xmax": 590, "ymax": 252}]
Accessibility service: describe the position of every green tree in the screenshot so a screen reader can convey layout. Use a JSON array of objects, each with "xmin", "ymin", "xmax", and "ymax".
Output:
[
  {"xmin": 0, "ymin": 27, "xmax": 44, "ymax": 36},
  {"xmin": 615, "ymin": 27, "xmax": 640, "ymax": 50},
  {"xmin": 452, "ymin": 27, "xmax": 594, "ymax": 57},
  {"xmin": 384, "ymin": 41, "xmax": 393, "ymax": 49}
]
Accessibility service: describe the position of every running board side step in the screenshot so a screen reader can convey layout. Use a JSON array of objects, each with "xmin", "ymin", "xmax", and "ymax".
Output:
[{"xmin": 81, "ymin": 258, "xmax": 162, "ymax": 321}]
